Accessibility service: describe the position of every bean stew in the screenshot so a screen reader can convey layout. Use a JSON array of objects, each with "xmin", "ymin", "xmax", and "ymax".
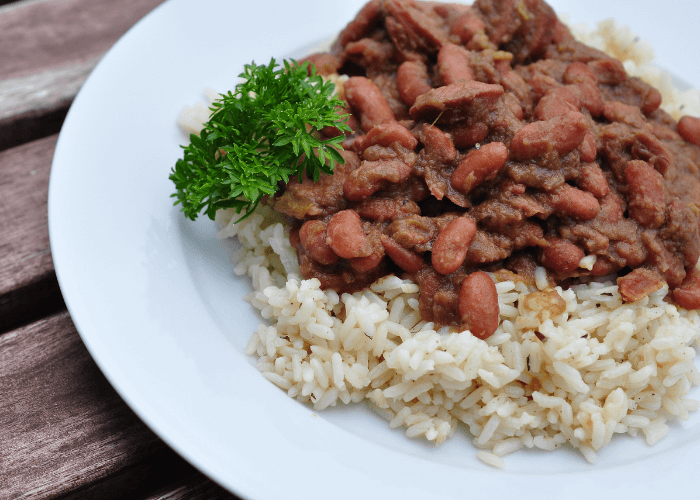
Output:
[{"xmin": 273, "ymin": 0, "xmax": 700, "ymax": 338}]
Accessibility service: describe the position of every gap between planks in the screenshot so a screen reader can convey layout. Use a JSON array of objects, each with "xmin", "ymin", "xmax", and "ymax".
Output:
[
  {"xmin": 0, "ymin": 135, "xmax": 64, "ymax": 333},
  {"xmin": 0, "ymin": 311, "xmax": 238, "ymax": 500},
  {"xmin": 0, "ymin": 0, "xmax": 165, "ymax": 151}
]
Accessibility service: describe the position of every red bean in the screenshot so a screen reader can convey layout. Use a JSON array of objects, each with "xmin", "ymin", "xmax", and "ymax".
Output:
[
  {"xmin": 598, "ymin": 191, "xmax": 624, "ymax": 223},
  {"xmin": 421, "ymin": 124, "xmax": 457, "ymax": 163},
  {"xmin": 325, "ymin": 210, "xmax": 372, "ymax": 259},
  {"xmin": 563, "ymin": 62, "xmax": 596, "ymax": 86},
  {"xmin": 334, "ymin": 0, "xmax": 382, "ymax": 48},
  {"xmin": 577, "ymin": 162, "xmax": 609, "ymax": 198},
  {"xmin": 539, "ymin": 237, "xmax": 585, "ymax": 274},
  {"xmin": 501, "ymin": 92, "xmax": 524, "ymax": 120},
  {"xmin": 449, "ymin": 10, "xmax": 485, "ymax": 44},
  {"xmin": 673, "ymin": 267, "xmax": 700, "ymax": 309},
  {"xmin": 533, "ymin": 86, "xmax": 582, "ymax": 121},
  {"xmin": 458, "ymin": 271, "xmax": 499, "ymax": 339},
  {"xmin": 350, "ymin": 236, "xmax": 385, "ymax": 272},
  {"xmin": 299, "ymin": 220, "xmax": 339, "ymax": 265},
  {"xmin": 678, "ymin": 115, "xmax": 700, "ymax": 147},
  {"xmin": 321, "ymin": 104, "xmax": 358, "ymax": 137},
  {"xmin": 530, "ymin": 73, "xmax": 560, "ymax": 101},
  {"xmin": 380, "ymin": 235, "xmax": 424, "ymax": 273},
  {"xmin": 625, "ymin": 160, "xmax": 666, "ymax": 229},
  {"xmin": 446, "ymin": 122, "xmax": 489, "ymax": 149},
  {"xmin": 578, "ymin": 131, "xmax": 597, "ymax": 163},
  {"xmin": 431, "ymin": 217, "xmax": 477, "ymax": 275},
  {"xmin": 361, "ymin": 121, "xmax": 418, "ymax": 152},
  {"xmin": 635, "ymin": 132, "xmax": 671, "ymax": 175},
  {"xmin": 298, "ymin": 52, "xmax": 342, "ymax": 76},
  {"xmin": 562, "ymin": 62, "xmax": 603, "ymax": 116},
  {"xmin": 590, "ymin": 256, "xmax": 620, "ymax": 277},
  {"xmin": 603, "ymin": 100, "xmax": 647, "ymax": 129},
  {"xmin": 344, "ymin": 76, "xmax": 395, "ymax": 132},
  {"xmin": 450, "ymin": 142, "xmax": 508, "ymax": 194},
  {"xmin": 588, "ymin": 58, "xmax": 627, "ymax": 85},
  {"xmin": 641, "ymin": 88, "xmax": 662, "ymax": 115},
  {"xmin": 548, "ymin": 184, "xmax": 600, "ymax": 221},
  {"xmin": 437, "ymin": 43, "xmax": 473, "ymax": 85},
  {"xmin": 509, "ymin": 110, "xmax": 588, "ymax": 160},
  {"xmin": 397, "ymin": 60, "xmax": 432, "ymax": 106}
]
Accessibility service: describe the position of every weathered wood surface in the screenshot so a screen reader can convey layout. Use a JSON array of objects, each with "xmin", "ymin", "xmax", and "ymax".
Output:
[
  {"xmin": 0, "ymin": 312, "xmax": 189, "ymax": 499},
  {"xmin": 0, "ymin": 0, "xmax": 165, "ymax": 151},
  {"xmin": 0, "ymin": 0, "xmax": 242, "ymax": 497},
  {"xmin": 0, "ymin": 135, "xmax": 64, "ymax": 333}
]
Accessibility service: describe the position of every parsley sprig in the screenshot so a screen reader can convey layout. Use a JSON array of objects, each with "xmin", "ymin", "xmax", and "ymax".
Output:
[{"xmin": 170, "ymin": 58, "xmax": 351, "ymax": 221}]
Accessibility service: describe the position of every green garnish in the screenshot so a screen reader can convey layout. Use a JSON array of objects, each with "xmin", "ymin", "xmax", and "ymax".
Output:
[{"xmin": 170, "ymin": 58, "xmax": 351, "ymax": 221}]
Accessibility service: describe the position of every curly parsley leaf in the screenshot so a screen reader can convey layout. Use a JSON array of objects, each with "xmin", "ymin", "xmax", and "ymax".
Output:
[{"xmin": 169, "ymin": 58, "xmax": 351, "ymax": 221}]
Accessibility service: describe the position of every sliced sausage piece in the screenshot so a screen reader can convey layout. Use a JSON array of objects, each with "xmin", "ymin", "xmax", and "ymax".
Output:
[
  {"xmin": 343, "ymin": 158, "xmax": 413, "ymax": 201},
  {"xmin": 410, "ymin": 80, "xmax": 504, "ymax": 124},
  {"xmin": 618, "ymin": 268, "xmax": 665, "ymax": 303}
]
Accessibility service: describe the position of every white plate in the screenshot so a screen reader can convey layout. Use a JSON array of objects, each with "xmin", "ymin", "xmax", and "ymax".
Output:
[{"xmin": 48, "ymin": 1, "xmax": 700, "ymax": 499}]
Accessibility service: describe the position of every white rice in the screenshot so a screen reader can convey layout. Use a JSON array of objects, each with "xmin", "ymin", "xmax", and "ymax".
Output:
[
  {"xmin": 176, "ymin": 16, "xmax": 700, "ymax": 469},
  {"xmin": 218, "ymin": 205, "xmax": 700, "ymax": 467}
]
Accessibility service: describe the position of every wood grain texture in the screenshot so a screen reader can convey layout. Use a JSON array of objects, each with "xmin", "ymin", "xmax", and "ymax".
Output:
[
  {"xmin": 0, "ymin": 135, "xmax": 64, "ymax": 332},
  {"xmin": 0, "ymin": 0, "xmax": 165, "ymax": 81},
  {"xmin": 137, "ymin": 474, "xmax": 239, "ymax": 500},
  {"xmin": 0, "ymin": 58, "xmax": 99, "ymax": 151},
  {"xmin": 0, "ymin": 0, "xmax": 165, "ymax": 150},
  {"xmin": 0, "ymin": 312, "xmax": 236, "ymax": 500}
]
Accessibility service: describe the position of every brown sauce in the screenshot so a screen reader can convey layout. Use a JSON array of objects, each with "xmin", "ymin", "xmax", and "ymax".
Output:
[{"xmin": 274, "ymin": 0, "xmax": 700, "ymax": 330}]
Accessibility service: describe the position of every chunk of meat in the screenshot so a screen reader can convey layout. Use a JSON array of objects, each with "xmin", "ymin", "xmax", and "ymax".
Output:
[
  {"xmin": 410, "ymin": 80, "xmax": 504, "ymax": 124},
  {"xmin": 617, "ymin": 268, "xmax": 665, "ymax": 303}
]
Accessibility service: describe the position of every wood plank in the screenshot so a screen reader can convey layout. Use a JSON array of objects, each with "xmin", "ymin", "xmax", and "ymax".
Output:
[
  {"xmin": 0, "ymin": 312, "xmax": 237, "ymax": 499},
  {"xmin": 137, "ymin": 475, "xmax": 239, "ymax": 500},
  {"xmin": 0, "ymin": 0, "xmax": 164, "ymax": 150},
  {"xmin": 0, "ymin": 58, "xmax": 99, "ymax": 151},
  {"xmin": 0, "ymin": 0, "xmax": 165, "ymax": 81},
  {"xmin": 0, "ymin": 135, "xmax": 65, "ymax": 332}
]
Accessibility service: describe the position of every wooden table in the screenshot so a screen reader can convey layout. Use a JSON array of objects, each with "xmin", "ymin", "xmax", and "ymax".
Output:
[{"xmin": 0, "ymin": 0, "xmax": 241, "ymax": 497}]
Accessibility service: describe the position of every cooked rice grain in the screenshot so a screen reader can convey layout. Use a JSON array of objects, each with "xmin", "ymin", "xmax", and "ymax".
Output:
[
  {"xmin": 178, "ymin": 17, "xmax": 700, "ymax": 469},
  {"xmin": 218, "ymin": 206, "xmax": 700, "ymax": 467}
]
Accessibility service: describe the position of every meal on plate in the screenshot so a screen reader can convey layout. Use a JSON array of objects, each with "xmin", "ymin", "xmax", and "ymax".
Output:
[{"xmin": 171, "ymin": 0, "xmax": 700, "ymax": 467}]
